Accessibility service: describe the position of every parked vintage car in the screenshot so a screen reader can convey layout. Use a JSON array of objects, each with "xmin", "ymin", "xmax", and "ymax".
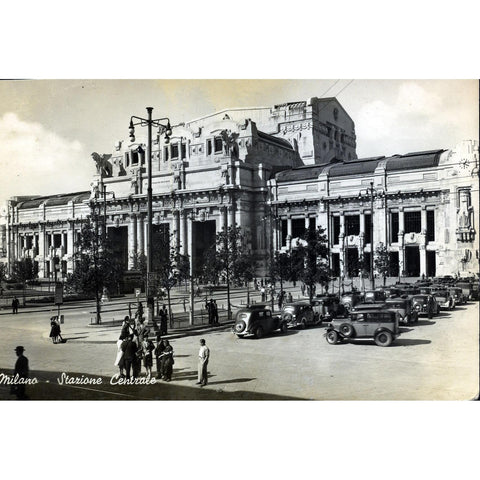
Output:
[
  {"xmin": 364, "ymin": 290, "xmax": 387, "ymax": 303},
  {"xmin": 431, "ymin": 288, "xmax": 455, "ymax": 310},
  {"xmin": 456, "ymin": 281, "xmax": 478, "ymax": 301},
  {"xmin": 325, "ymin": 309, "xmax": 400, "ymax": 347},
  {"xmin": 411, "ymin": 294, "xmax": 439, "ymax": 318},
  {"xmin": 233, "ymin": 307, "xmax": 288, "ymax": 338},
  {"xmin": 340, "ymin": 291, "xmax": 363, "ymax": 312},
  {"xmin": 449, "ymin": 287, "xmax": 467, "ymax": 305},
  {"xmin": 377, "ymin": 286, "xmax": 402, "ymax": 298},
  {"xmin": 314, "ymin": 295, "xmax": 346, "ymax": 319},
  {"xmin": 281, "ymin": 302, "xmax": 317, "ymax": 329},
  {"xmin": 384, "ymin": 297, "xmax": 418, "ymax": 325}
]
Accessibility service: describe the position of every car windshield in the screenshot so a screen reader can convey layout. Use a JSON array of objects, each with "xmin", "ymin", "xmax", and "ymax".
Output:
[{"xmin": 412, "ymin": 296, "xmax": 427, "ymax": 301}]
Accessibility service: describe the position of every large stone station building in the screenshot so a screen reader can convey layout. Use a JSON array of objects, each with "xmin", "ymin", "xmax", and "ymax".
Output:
[{"xmin": 3, "ymin": 96, "xmax": 479, "ymax": 284}]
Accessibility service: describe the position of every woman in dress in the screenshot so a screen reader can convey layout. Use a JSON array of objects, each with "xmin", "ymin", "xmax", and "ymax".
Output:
[
  {"xmin": 142, "ymin": 336, "xmax": 155, "ymax": 378},
  {"xmin": 161, "ymin": 340, "xmax": 174, "ymax": 382},
  {"xmin": 114, "ymin": 337, "xmax": 125, "ymax": 377}
]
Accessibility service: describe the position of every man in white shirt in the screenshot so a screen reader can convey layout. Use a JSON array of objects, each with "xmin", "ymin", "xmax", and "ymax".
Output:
[{"xmin": 197, "ymin": 338, "xmax": 210, "ymax": 387}]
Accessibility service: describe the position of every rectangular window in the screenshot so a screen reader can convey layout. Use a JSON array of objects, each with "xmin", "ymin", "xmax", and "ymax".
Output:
[
  {"xmin": 332, "ymin": 216, "xmax": 340, "ymax": 244},
  {"xmin": 281, "ymin": 219, "xmax": 288, "ymax": 246},
  {"xmin": 61, "ymin": 260, "xmax": 67, "ymax": 275},
  {"xmin": 63, "ymin": 233, "xmax": 68, "ymax": 253},
  {"xmin": 171, "ymin": 144, "xmax": 179, "ymax": 159},
  {"xmin": 345, "ymin": 215, "xmax": 360, "ymax": 236},
  {"xmin": 309, "ymin": 217, "xmax": 316, "ymax": 230},
  {"xmin": 124, "ymin": 152, "xmax": 130, "ymax": 167},
  {"xmin": 207, "ymin": 139, "xmax": 212, "ymax": 155},
  {"xmin": 427, "ymin": 210, "xmax": 435, "ymax": 241},
  {"xmin": 53, "ymin": 234, "xmax": 62, "ymax": 249},
  {"xmin": 291, "ymin": 219, "xmax": 305, "ymax": 239},
  {"xmin": 181, "ymin": 143, "xmax": 186, "ymax": 159},
  {"xmin": 364, "ymin": 214, "xmax": 371, "ymax": 244},
  {"xmin": 390, "ymin": 212, "xmax": 399, "ymax": 242},
  {"xmin": 214, "ymin": 137, "xmax": 223, "ymax": 153},
  {"xmin": 404, "ymin": 211, "xmax": 421, "ymax": 234},
  {"xmin": 130, "ymin": 151, "xmax": 139, "ymax": 165},
  {"xmin": 163, "ymin": 146, "xmax": 169, "ymax": 162},
  {"xmin": 26, "ymin": 236, "xmax": 33, "ymax": 249}
]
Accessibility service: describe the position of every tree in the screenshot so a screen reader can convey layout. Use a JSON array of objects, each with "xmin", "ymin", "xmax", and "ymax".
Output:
[
  {"xmin": 67, "ymin": 217, "xmax": 124, "ymax": 323},
  {"xmin": 374, "ymin": 243, "xmax": 391, "ymax": 286},
  {"xmin": 11, "ymin": 257, "xmax": 38, "ymax": 305},
  {"xmin": 202, "ymin": 226, "xmax": 256, "ymax": 287},
  {"xmin": 271, "ymin": 251, "xmax": 291, "ymax": 292},
  {"xmin": 132, "ymin": 233, "xmax": 190, "ymax": 324},
  {"xmin": 0, "ymin": 262, "xmax": 9, "ymax": 284},
  {"xmin": 202, "ymin": 226, "xmax": 257, "ymax": 315},
  {"xmin": 290, "ymin": 225, "xmax": 330, "ymax": 302}
]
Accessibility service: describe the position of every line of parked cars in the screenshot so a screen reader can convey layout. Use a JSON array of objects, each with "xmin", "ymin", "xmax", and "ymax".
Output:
[{"xmin": 232, "ymin": 275, "xmax": 478, "ymax": 347}]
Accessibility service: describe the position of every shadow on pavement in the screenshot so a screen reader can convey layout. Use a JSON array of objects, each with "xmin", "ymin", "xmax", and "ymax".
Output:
[
  {"xmin": 0, "ymin": 368, "xmax": 301, "ymax": 401},
  {"xmin": 393, "ymin": 338, "xmax": 432, "ymax": 346},
  {"xmin": 416, "ymin": 320, "xmax": 436, "ymax": 326}
]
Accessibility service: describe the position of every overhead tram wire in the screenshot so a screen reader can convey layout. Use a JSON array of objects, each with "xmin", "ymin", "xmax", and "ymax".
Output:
[{"xmin": 317, "ymin": 79, "xmax": 355, "ymax": 115}]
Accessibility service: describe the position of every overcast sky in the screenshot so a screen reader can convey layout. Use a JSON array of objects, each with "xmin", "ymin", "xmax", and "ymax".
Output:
[{"xmin": 0, "ymin": 79, "xmax": 478, "ymax": 210}]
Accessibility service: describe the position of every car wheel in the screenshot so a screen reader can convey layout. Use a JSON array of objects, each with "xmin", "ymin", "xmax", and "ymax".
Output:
[
  {"xmin": 339, "ymin": 323, "xmax": 354, "ymax": 338},
  {"xmin": 326, "ymin": 330, "xmax": 339, "ymax": 345},
  {"xmin": 413, "ymin": 312, "xmax": 419, "ymax": 324},
  {"xmin": 374, "ymin": 331, "xmax": 393, "ymax": 347},
  {"xmin": 255, "ymin": 326, "xmax": 264, "ymax": 339},
  {"xmin": 280, "ymin": 322, "xmax": 288, "ymax": 334},
  {"xmin": 234, "ymin": 321, "xmax": 246, "ymax": 333},
  {"xmin": 428, "ymin": 311, "xmax": 433, "ymax": 319},
  {"xmin": 437, "ymin": 306, "xmax": 440, "ymax": 315},
  {"xmin": 301, "ymin": 317, "xmax": 308, "ymax": 329}
]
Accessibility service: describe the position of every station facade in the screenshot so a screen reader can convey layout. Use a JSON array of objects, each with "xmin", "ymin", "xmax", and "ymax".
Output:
[{"xmin": 3, "ymin": 96, "xmax": 479, "ymax": 283}]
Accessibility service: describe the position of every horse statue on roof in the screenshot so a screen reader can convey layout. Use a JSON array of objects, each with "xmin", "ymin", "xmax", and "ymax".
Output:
[{"xmin": 91, "ymin": 152, "xmax": 113, "ymax": 177}]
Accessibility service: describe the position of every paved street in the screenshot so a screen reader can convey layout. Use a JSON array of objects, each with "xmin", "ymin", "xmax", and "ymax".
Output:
[{"xmin": 0, "ymin": 297, "xmax": 478, "ymax": 400}]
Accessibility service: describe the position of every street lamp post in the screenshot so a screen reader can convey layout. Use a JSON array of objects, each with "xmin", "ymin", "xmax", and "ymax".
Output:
[
  {"xmin": 128, "ymin": 108, "xmax": 171, "ymax": 323},
  {"xmin": 359, "ymin": 181, "xmax": 385, "ymax": 290}
]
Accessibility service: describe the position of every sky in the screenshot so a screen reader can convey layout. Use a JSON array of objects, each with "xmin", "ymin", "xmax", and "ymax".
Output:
[{"xmin": 0, "ymin": 79, "xmax": 477, "ymax": 211}]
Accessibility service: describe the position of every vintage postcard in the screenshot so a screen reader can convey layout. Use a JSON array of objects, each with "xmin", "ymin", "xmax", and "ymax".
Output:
[{"xmin": 0, "ymin": 79, "xmax": 478, "ymax": 401}]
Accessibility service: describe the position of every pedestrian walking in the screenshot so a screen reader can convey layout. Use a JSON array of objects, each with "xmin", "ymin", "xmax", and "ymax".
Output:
[
  {"xmin": 212, "ymin": 299, "xmax": 219, "ymax": 324},
  {"xmin": 12, "ymin": 296, "xmax": 19, "ymax": 314},
  {"xmin": 205, "ymin": 299, "xmax": 213, "ymax": 325},
  {"xmin": 142, "ymin": 336, "xmax": 155, "ymax": 378},
  {"xmin": 49, "ymin": 316, "xmax": 63, "ymax": 344},
  {"xmin": 155, "ymin": 336, "xmax": 165, "ymax": 379},
  {"xmin": 161, "ymin": 340, "xmax": 174, "ymax": 381},
  {"xmin": 159, "ymin": 305, "xmax": 168, "ymax": 335},
  {"xmin": 12, "ymin": 346, "xmax": 29, "ymax": 400},
  {"xmin": 114, "ymin": 338, "xmax": 125, "ymax": 377},
  {"xmin": 196, "ymin": 338, "xmax": 210, "ymax": 387}
]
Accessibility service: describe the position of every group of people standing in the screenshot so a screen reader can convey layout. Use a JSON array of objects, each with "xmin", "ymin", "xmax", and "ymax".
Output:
[
  {"xmin": 114, "ymin": 312, "xmax": 174, "ymax": 381},
  {"xmin": 205, "ymin": 299, "xmax": 219, "ymax": 325}
]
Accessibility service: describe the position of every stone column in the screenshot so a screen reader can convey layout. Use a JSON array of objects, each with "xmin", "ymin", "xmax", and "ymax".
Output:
[
  {"xmin": 339, "ymin": 233, "xmax": 346, "ymax": 278},
  {"xmin": 304, "ymin": 216, "xmax": 310, "ymax": 229},
  {"xmin": 398, "ymin": 208, "xmax": 405, "ymax": 276},
  {"xmin": 38, "ymin": 225, "xmax": 45, "ymax": 278},
  {"xmin": 180, "ymin": 209, "xmax": 188, "ymax": 256},
  {"xmin": 187, "ymin": 216, "xmax": 193, "ymax": 261},
  {"xmin": 137, "ymin": 214, "xmax": 145, "ymax": 257},
  {"xmin": 173, "ymin": 209, "xmax": 181, "ymax": 253},
  {"xmin": 287, "ymin": 216, "xmax": 292, "ymax": 237},
  {"xmin": 128, "ymin": 214, "xmax": 138, "ymax": 269}
]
